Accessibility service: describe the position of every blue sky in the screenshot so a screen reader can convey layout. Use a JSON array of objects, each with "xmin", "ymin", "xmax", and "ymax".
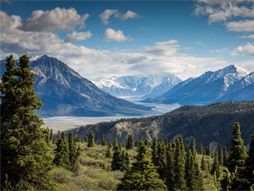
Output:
[{"xmin": 1, "ymin": 0, "xmax": 254, "ymax": 80}]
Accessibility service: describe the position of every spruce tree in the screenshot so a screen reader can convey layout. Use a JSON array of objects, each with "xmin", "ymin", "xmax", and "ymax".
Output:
[
  {"xmin": 53, "ymin": 132, "xmax": 70, "ymax": 170},
  {"xmin": 111, "ymin": 146, "xmax": 123, "ymax": 171},
  {"xmin": 113, "ymin": 138, "xmax": 119, "ymax": 150},
  {"xmin": 88, "ymin": 130, "xmax": 95, "ymax": 147},
  {"xmin": 68, "ymin": 131, "xmax": 80, "ymax": 172},
  {"xmin": 223, "ymin": 146, "xmax": 228, "ymax": 166},
  {"xmin": 126, "ymin": 134, "xmax": 134, "ymax": 150},
  {"xmin": 174, "ymin": 138, "xmax": 186, "ymax": 190},
  {"xmin": 0, "ymin": 55, "xmax": 55, "ymax": 190},
  {"xmin": 144, "ymin": 139, "xmax": 149, "ymax": 147},
  {"xmin": 190, "ymin": 137, "xmax": 196, "ymax": 158},
  {"xmin": 207, "ymin": 159, "xmax": 211, "ymax": 175},
  {"xmin": 78, "ymin": 133, "xmax": 81, "ymax": 142},
  {"xmin": 101, "ymin": 134, "xmax": 107, "ymax": 146},
  {"xmin": 46, "ymin": 127, "xmax": 50, "ymax": 145},
  {"xmin": 106, "ymin": 145, "xmax": 113, "ymax": 158},
  {"xmin": 151, "ymin": 136, "xmax": 158, "ymax": 166},
  {"xmin": 211, "ymin": 150, "xmax": 219, "ymax": 176},
  {"xmin": 179, "ymin": 135, "xmax": 185, "ymax": 157},
  {"xmin": 117, "ymin": 140, "xmax": 167, "ymax": 190},
  {"xmin": 120, "ymin": 151, "xmax": 130, "ymax": 172},
  {"xmin": 200, "ymin": 143, "xmax": 204, "ymax": 155},
  {"xmin": 58, "ymin": 130, "xmax": 60, "ymax": 141},
  {"xmin": 85, "ymin": 136, "xmax": 88, "ymax": 143},
  {"xmin": 157, "ymin": 140, "xmax": 167, "ymax": 180},
  {"xmin": 219, "ymin": 145, "xmax": 223, "ymax": 166},
  {"xmin": 209, "ymin": 142, "xmax": 212, "ymax": 157},
  {"xmin": 201, "ymin": 155, "xmax": 206, "ymax": 170},
  {"xmin": 165, "ymin": 145, "xmax": 175, "ymax": 190},
  {"xmin": 50, "ymin": 129, "xmax": 53, "ymax": 142}
]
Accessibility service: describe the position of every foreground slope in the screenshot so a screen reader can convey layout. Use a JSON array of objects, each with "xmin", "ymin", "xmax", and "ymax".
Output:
[
  {"xmin": 0, "ymin": 55, "xmax": 151, "ymax": 117},
  {"xmin": 70, "ymin": 101, "xmax": 254, "ymax": 150}
]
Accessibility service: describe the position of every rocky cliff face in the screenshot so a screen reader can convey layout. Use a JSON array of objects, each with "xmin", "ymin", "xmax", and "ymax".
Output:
[{"xmin": 69, "ymin": 101, "xmax": 254, "ymax": 150}]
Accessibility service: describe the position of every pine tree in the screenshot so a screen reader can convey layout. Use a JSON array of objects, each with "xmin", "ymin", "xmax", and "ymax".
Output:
[
  {"xmin": 174, "ymin": 138, "xmax": 186, "ymax": 190},
  {"xmin": 200, "ymin": 143, "xmax": 204, "ymax": 155},
  {"xmin": 111, "ymin": 146, "xmax": 123, "ymax": 171},
  {"xmin": 46, "ymin": 127, "xmax": 50, "ymax": 145},
  {"xmin": 144, "ymin": 139, "xmax": 149, "ymax": 147},
  {"xmin": 126, "ymin": 134, "xmax": 134, "ymax": 150},
  {"xmin": 117, "ymin": 140, "xmax": 167, "ymax": 190},
  {"xmin": 206, "ymin": 146, "xmax": 209, "ymax": 156},
  {"xmin": 88, "ymin": 130, "xmax": 95, "ymax": 147},
  {"xmin": 179, "ymin": 135, "xmax": 185, "ymax": 157},
  {"xmin": 119, "ymin": 142, "xmax": 122, "ymax": 151},
  {"xmin": 106, "ymin": 145, "xmax": 113, "ymax": 158},
  {"xmin": 207, "ymin": 159, "xmax": 211, "ymax": 175},
  {"xmin": 209, "ymin": 142, "xmax": 212, "ymax": 157},
  {"xmin": 101, "ymin": 134, "xmax": 107, "ymax": 146},
  {"xmin": 113, "ymin": 138, "xmax": 119, "ymax": 150},
  {"xmin": 219, "ymin": 145, "xmax": 223, "ymax": 166},
  {"xmin": 165, "ymin": 145, "xmax": 175, "ymax": 190},
  {"xmin": 78, "ymin": 133, "xmax": 81, "ymax": 142},
  {"xmin": 85, "ymin": 136, "xmax": 88, "ymax": 143},
  {"xmin": 190, "ymin": 137, "xmax": 196, "ymax": 158},
  {"xmin": 0, "ymin": 55, "xmax": 55, "ymax": 190},
  {"xmin": 50, "ymin": 129, "xmax": 53, "ymax": 142},
  {"xmin": 151, "ymin": 136, "xmax": 158, "ymax": 166},
  {"xmin": 68, "ymin": 131, "xmax": 80, "ymax": 172},
  {"xmin": 157, "ymin": 140, "xmax": 167, "ymax": 180},
  {"xmin": 211, "ymin": 150, "xmax": 219, "ymax": 176},
  {"xmin": 53, "ymin": 132, "xmax": 70, "ymax": 170},
  {"xmin": 120, "ymin": 151, "xmax": 130, "ymax": 172},
  {"xmin": 58, "ymin": 130, "xmax": 61, "ymax": 141},
  {"xmin": 223, "ymin": 146, "xmax": 228, "ymax": 166}
]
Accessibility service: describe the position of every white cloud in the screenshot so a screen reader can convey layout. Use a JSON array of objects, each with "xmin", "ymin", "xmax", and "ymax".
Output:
[
  {"xmin": 210, "ymin": 48, "xmax": 228, "ymax": 53},
  {"xmin": 231, "ymin": 42, "xmax": 254, "ymax": 56},
  {"xmin": 240, "ymin": 34, "xmax": 254, "ymax": 38},
  {"xmin": 195, "ymin": 42, "xmax": 205, "ymax": 45},
  {"xmin": 18, "ymin": 8, "xmax": 89, "ymax": 32},
  {"xmin": 115, "ymin": 10, "xmax": 141, "ymax": 20},
  {"xmin": 64, "ymin": 31, "xmax": 93, "ymax": 42},
  {"xmin": 104, "ymin": 28, "xmax": 134, "ymax": 42},
  {"xmin": 98, "ymin": 9, "xmax": 118, "ymax": 24},
  {"xmin": 193, "ymin": 1, "xmax": 254, "ymax": 24},
  {"xmin": 142, "ymin": 40, "xmax": 187, "ymax": 56},
  {"xmin": 226, "ymin": 19, "xmax": 254, "ymax": 31}
]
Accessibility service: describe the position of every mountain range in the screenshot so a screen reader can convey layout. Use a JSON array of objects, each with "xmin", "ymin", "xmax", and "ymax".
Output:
[
  {"xmin": 0, "ymin": 55, "xmax": 151, "ymax": 117},
  {"xmin": 141, "ymin": 65, "xmax": 254, "ymax": 105},
  {"xmin": 92, "ymin": 72, "xmax": 181, "ymax": 98}
]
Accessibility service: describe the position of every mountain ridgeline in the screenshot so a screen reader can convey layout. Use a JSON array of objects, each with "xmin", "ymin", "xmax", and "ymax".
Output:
[
  {"xmin": 69, "ymin": 101, "xmax": 254, "ymax": 150},
  {"xmin": 142, "ymin": 65, "xmax": 254, "ymax": 105},
  {"xmin": 0, "ymin": 55, "xmax": 151, "ymax": 117}
]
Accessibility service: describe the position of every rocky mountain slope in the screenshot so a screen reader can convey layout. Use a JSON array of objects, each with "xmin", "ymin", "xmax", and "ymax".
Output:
[
  {"xmin": 92, "ymin": 72, "xmax": 181, "ymax": 98},
  {"xmin": 70, "ymin": 101, "xmax": 254, "ymax": 150},
  {"xmin": 0, "ymin": 55, "xmax": 151, "ymax": 117},
  {"xmin": 142, "ymin": 65, "xmax": 253, "ymax": 105}
]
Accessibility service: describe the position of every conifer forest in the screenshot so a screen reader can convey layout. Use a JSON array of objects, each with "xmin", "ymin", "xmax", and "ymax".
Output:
[{"xmin": 1, "ymin": 57, "xmax": 254, "ymax": 189}]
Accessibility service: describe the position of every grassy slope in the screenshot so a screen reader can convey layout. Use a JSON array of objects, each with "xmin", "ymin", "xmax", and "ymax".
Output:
[{"xmin": 48, "ymin": 142, "xmax": 226, "ymax": 190}]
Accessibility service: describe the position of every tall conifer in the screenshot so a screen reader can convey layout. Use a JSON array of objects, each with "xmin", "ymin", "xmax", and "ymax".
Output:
[
  {"xmin": 106, "ymin": 145, "xmax": 113, "ymax": 158},
  {"xmin": 151, "ymin": 136, "xmax": 158, "ymax": 166},
  {"xmin": 101, "ymin": 134, "xmax": 107, "ymax": 146},
  {"xmin": 165, "ymin": 144, "xmax": 175, "ymax": 190},
  {"xmin": 219, "ymin": 145, "xmax": 223, "ymax": 165},
  {"xmin": 113, "ymin": 138, "xmax": 119, "ymax": 150},
  {"xmin": 88, "ymin": 130, "xmax": 95, "ymax": 147},
  {"xmin": 244, "ymin": 134, "xmax": 254, "ymax": 189}
]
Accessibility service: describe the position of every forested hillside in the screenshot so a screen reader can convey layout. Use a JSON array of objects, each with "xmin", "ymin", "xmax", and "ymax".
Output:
[{"xmin": 70, "ymin": 101, "xmax": 254, "ymax": 150}]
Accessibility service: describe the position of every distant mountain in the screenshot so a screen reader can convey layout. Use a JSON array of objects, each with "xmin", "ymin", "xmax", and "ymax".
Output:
[
  {"xmin": 0, "ymin": 55, "xmax": 151, "ymax": 117},
  {"xmin": 92, "ymin": 72, "xmax": 181, "ymax": 98},
  {"xmin": 142, "ymin": 65, "xmax": 253, "ymax": 105},
  {"xmin": 69, "ymin": 101, "xmax": 254, "ymax": 150}
]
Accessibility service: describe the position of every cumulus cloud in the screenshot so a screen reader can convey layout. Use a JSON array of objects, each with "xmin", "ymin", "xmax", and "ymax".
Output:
[
  {"xmin": 17, "ymin": 7, "xmax": 89, "ymax": 32},
  {"xmin": 193, "ymin": 1, "xmax": 254, "ymax": 24},
  {"xmin": 98, "ymin": 9, "xmax": 118, "ymax": 24},
  {"xmin": 115, "ymin": 10, "xmax": 141, "ymax": 20},
  {"xmin": 210, "ymin": 48, "xmax": 228, "ymax": 52},
  {"xmin": 104, "ymin": 28, "xmax": 134, "ymax": 42},
  {"xmin": 241, "ymin": 34, "xmax": 254, "ymax": 38},
  {"xmin": 226, "ymin": 19, "xmax": 254, "ymax": 31},
  {"xmin": 231, "ymin": 42, "xmax": 254, "ymax": 56},
  {"xmin": 142, "ymin": 40, "xmax": 188, "ymax": 56},
  {"xmin": 64, "ymin": 31, "xmax": 92, "ymax": 42}
]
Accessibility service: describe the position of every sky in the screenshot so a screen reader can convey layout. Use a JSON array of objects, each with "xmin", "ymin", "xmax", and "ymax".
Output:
[{"xmin": 1, "ymin": 0, "xmax": 254, "ymax": 80}]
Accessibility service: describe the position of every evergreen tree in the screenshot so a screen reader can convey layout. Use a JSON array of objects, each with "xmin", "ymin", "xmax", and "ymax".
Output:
[
  {"xmin": 81, "ymin": 139, "xmax": 84, "ymax": 143},
  {"xmin": 209, "ymin": 142, "xmax": 212, "ymax": 157},
  {"xmin": 179, "ymin": 135, "xmax": 185, "ymax": 157},
  {"xmin": 119, "ymin": 142, "xmax": 122, "ymax": 151},
  {"xmin": 78, "ymin": 133, "xmax": 81, "ymax": 142},
  {"xmin": 206, "ymin": 146, "xmax": 209, "ymax": 156},
  {"xmin": 53, "ymin": 136, "xmax": 57, "ymax": 144},
  {"xmin": 85, "ymin": 136, "xmax": 88, "ymax": 143},
  {"xmin": 68, "ymin": 131, "xmax": 80, "ymax": 172},
  {"xmin": 165, "ymin": 145, "xmax": 175, "ymax": 190},
  {"xmin": 151, "ymin": 136, "xmax": 158, "ymax": 166},
  {"xmin": 219, "ymin": 145, "xmax": 223, "ymax": 166},
  {"xmin": 201, "ymin": 155, "xmax": 206, "ymax": 170},
  {"xmin": 0, "ymin": 55, "xmax": 55, "ymax": 190},
  {"xmin": 207, "ymin": 159, "xmax": 211, "ymax": 175},
  {"xmin": 174, "ymin": 138, "xmax": 186, "ymax": 190},
  {"xmin": 126, "ymin": 134, "xmax": 134, "ymax": 150},
  {"xmin": 190, "ymin": 137, "xmax": 196, "ymax": 158},
  {"xmin": 211, "ymin": 150, "xmax": 219, "ymax": 176},
  {"xmin": 111, "ymin": 146, "xmax": 123, "ymax": 171},
  {"xmin": 200, "ymin": 143, "xmax": 204, "ymax": 155},
  {"xmin": 58, "ymin": 130, "xmax": 60, "ymax": 141},
  {"xmin": 157, "ymin": 140, "xmax": 167, "ymax": 180},
  {"xmin": 50, "ymin": 129, "xmax": 53, "ymax": 142},
  {"xmin": 221, "ymin": 123, "xmax": 248, "ymax": 190},
  {"xmin": 106, "ymin": 145, "xmax": 113, "ymax": 158},
  {"xmin": 144, "ymin": 139, "xmax": 149, "ymax": 147},
  {"xmin": 244, "ymin": 134, "xmax": 254, "ymax": 189},
  {"xmin": 53, "ymin": 132, "xmax": 70, "ymax": 170},
  {"xmin": 88, "ymin": 130, "xmax": 95, "ymax": 147},
  {"xmin": 101, "ymin": 134, "xmax": 107, "ymax": 146},
  {"xmin": 223, "ymin": 146, "xmax": 228, "ymax": 166},
  {"xmin": 46, "ymin": 127, "xmax": 50, "ymax": 145},
  {"xmin": 109, "ymin": 142, "xmax": 112, "ymax": 148},
  {"xmin": 120, "ymin": 151, "xmax": 130, "ymax": 172},
  {"xmin": 113, "ymin": 138, "xmax": 119, "ymax": 150},
  {"xmin": 117, "ymin": 140, "xmax": 167, "ymax": 190}
]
